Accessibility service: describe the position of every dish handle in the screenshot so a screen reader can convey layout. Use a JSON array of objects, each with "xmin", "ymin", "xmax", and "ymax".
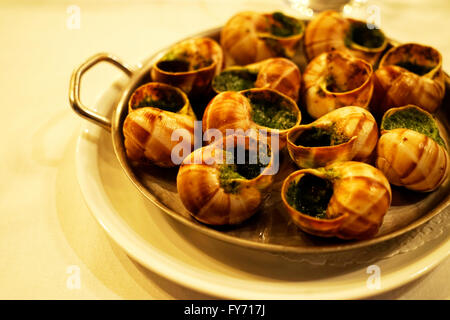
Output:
[{"xmin": 69, "ymin": 53, "xmax": 133, "ymax": 131}]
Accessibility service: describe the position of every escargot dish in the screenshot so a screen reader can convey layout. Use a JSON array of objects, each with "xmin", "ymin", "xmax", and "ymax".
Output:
[
  {"xmin": 212, "ymin": 57, "xmax": 301, "ymax": 102},
  {"xmin": 281, "ymin": 161, "xmax": 392, "ymax": 240},
  {"xmin": 203, "ymin": 88, "xmax": 301, "ymax": 149},
  {"xmin": 177, "ymin": 134, "xmax": 274, "ymax": 225},
  {"xmin": 303, "ymin": 51, "xmax": 373, "ymax": 119},
  {"xmin": 376, "ymin": 105, "xmax": 449, "ymax": 192},
  {"xmin": 151, "ymin": 37, "xmax": 223, "ymax": 97},
  {"xmin": 371, "ymin": 43, "xmax": 445, "ymax": 115},
  {"xmin": 304, "ymin": 10, "xmax": 387, "ymax": 65},
  {"xmin": 123, "ymin": 82, "xmax": 196, "ymax": 167},
  {"xmin": 287, "ymin": 106, "xmax": 378, "ymax": 168},
  {"xmin": 220, "ymin": 11, "xmax": 304, "ymax": 66}
]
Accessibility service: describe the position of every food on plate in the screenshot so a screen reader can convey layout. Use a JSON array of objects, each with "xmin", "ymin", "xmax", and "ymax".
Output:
[
  {"xmin": 212, "ymin": 57, "xmax": 301, "ymax": 101},
  {"xmin": 371, "ymin": 43, "xmax": 445, "ymax": 115},
  {"xmin": 151, "ymin": 37, "xmax": 223, "ymax": 97},
  {"xmin": 287, "ymin": 106, "xmax": 378, "ymax": 168},
  {"xmin": 123, "ymin": 82, "xmax": 196, "ymax": 167},
  {"xmin": 202, "ymin": 88, "xmax": 301, "ymax": 149},
  {"xmin": 220, "ymin": 11, "xmax": 304, "ymax": 66},
  {"xmin": 281, "ymin": 161, "xmax": 392, "ymax": 239},
  {"xmin": 376, "ymin": 105, "xmax": 449, "ymax": 192},
  {"xmin": 177, "ymin": 134, "xmax": 274, "ymax": 225},
  {"xmin": 304, "ymin": 10, "xmax": 387, "ymax": 65},
  {"xmin": 302, "ymin": 51, "xmax": 373, "ymax": 119}
]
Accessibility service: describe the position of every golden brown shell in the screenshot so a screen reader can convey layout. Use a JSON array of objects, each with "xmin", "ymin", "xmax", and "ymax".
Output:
[
  {"xmin": 376, "ymin": 105, "xmax": 449, "ymax": 192},
  {"xmin": 281, "ymin": 161, "xmax": 392, "ymax": 240},
  {"xmin": 287, "ymin": 106, "xmax": 378, "ymax": 168},
  {"xmin": 202, "ymin": 88, "xmax": 301, "ymax": 149},
  {"xmin": 220, "ymin": 11, "xmax": 304, "ymax": 66},
  {"xmin": 212, "ymin": 57, "xmax": 301, "ymax": 101},
  {"xmin": 151, "ymin": 37, "xmax": 223, "ymax": 97},
  {"xmin": 177, "ymin": 134, "xmax": 274, "ymax": 225},
  {"xmin": 123, "ymin": 83, "xmax": 196, "ymax": 167},
  {"xmin": 304, "ymin": 10, "xmax": 387, "ymax": 65},
  {"xmin": 371, "ymin": 43, "xmax": 445, "ymax": 115},
  {"xmin": 302, "ymin": 51, "xmax": 373, "ymax": 119}
]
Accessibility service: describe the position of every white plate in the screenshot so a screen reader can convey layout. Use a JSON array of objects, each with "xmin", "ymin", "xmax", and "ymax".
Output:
[{"xmin": 75, "ymin": 78, "xmax": 450, "ymax": 300}]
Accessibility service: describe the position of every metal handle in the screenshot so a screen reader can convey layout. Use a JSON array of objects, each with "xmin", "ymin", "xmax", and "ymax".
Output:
[{"xmin": 69, "ymin": 53, "xmax": 133, "ymax": 131}]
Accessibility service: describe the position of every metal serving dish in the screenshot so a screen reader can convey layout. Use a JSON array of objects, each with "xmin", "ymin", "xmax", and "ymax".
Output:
[{"xmin": 69, "ymin": 27, "xmax": 450, "ymax": 254}]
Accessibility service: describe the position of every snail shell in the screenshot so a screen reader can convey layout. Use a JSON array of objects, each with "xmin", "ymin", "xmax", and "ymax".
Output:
[
  {"xmin": 281, "ymin": 161, "xmax": 392, "ymax": 240},
  {"xmin": 371, "ymin": 43, "xmax": 445, "ymax": 115},
  {"xmin": 304, "ymin": 10, "xmax": 387, "ymax": 65},
  {"xmin": 212, "ymin": 57, "xmax": 301, "ymax": 102},
  {"xmin": 376, "ymin": 105, "xmax": 449, "ymax": 192},
  {"xmin": 287, "ymin": 106, "xmax": 378, "ymax": 168},
  {"xmin": 202, "ymin": 88, "xmax": 301, "ymax": 149},
  {"xmin": 123, "ymin": 82, "xmax": 196, "ymax": 167},
  {"xmin": 220, "ymin": 11, "xmax": 304, "ymax": 66},
  {"xmin": 177, "ymin": 134, "xmax": 274, "ymax": 225},
  {"xmin": 303, "ymin": 51, "xmax": 373, "ymax": 119},
  {"xmin": 151, "ymin": 37, "xmax": 223, "ymax": 97}
]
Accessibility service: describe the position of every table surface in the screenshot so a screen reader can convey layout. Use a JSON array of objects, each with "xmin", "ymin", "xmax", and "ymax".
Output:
[{"xmin": 0, "ymin": 0, "xmax": 449, "ymax": 300}]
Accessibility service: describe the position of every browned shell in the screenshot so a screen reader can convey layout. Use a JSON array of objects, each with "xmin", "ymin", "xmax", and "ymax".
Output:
[
  {"xmin": 371, "ymin": 43, "xmax": 445, "ymax": 115},
  {"xmin": 303, "ymin": 51, "xmax": 373, "ymax": 119},
  {"xmin": 281, "ymin": 161, "xmax": 392, "ymax": 240},
  {"xmin": 177, "ymin": 134, "xmax": 274, "ymax": 225},
  {"xmin": 123, "ymin": 83, "xmax": 195, "ymax": 167},
  {"xmin": 220, "ymin": 11, "xmax": 304, "ymax": 66},
  {"xmin": 212, "ymin": 57, "xmax": 301, "ymax": 101},
  {"xmin": 151, "ymin": 37, "xmax": 223, "ymax": 97},
  {"xmin": 202, "ymin": 88, "xmax": 301, "ymax": 149},
  {"xmin": 287, "ymin": 106, "xmax": 378, "ymax": 168},
  {"xmin": 376, "ymin": 105, "xmax": 449, "ymax": 192},
  {"xmin": 304, "ymin": 10, "xmax": 387, "ymax": 65}
]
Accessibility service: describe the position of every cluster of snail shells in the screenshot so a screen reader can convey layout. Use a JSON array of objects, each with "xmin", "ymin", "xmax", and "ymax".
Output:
[{"xmin": 121, "ymin": 10, "xmax": 449, "ymax": 240}]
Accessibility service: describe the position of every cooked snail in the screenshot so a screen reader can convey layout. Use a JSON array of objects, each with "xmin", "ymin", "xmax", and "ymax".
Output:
[
  {"xmin": 304, "ymin": 10, "xmax": 387, "ymax": 65},
  {"xmin": 281, "ymin": 161, "xmax": 392, "ymax": 240},
  {"xmin": 151, "ymin": 37, "xmax": 223, "ymax": 97},
  {"xmin": 177, "ymin": 134, "xmax": 274, "ymax": 225},
  {"xmin": 202, "ymin": 88, "xmax": 301, "ymax": 149},
  {"xmin": 212, "ymin": 57, "xmax": 301, "ymax": 101},
  {"xmin": 303, "ymin": 51, "xmax": 373, "ymax": 119},
  {"xmin": 123, "ymin": 82, "xmax": 196, "ymax": 167},
  {"xmin": 371, "ymin": 43, "xmax": 445, "ymax": 115},
  {"xmin": 376, "ymin": 105, "xmax": 449, "ymax": 192},
  {"xmin": 287, "ymin": 106, "xmax": 378, "ymax": 168},
  {"xmin": 220, "ymin": 11, "xmax": 304, "ymax": 66}
]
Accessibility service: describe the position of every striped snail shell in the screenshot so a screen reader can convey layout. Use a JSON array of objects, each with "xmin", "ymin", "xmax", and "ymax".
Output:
[
  {"xmin": 220, "ymin": 11, "xmax": 304, "ymax": 66},
  {"xmin": 177, "ymin": 134, "xmax": 274, "ymax": 225},
  {"xmin": 123, "ymin": 82, "xmax": 196, "ymax": 167},
  {"xmin": 371, "ymin": 43, "xmax": 445, "ymax": 116},
  {"xmin": 376, "ymin": 105, "xmax": 449, "ymax": 192},
  {"xmin": 151, "ymin": 37, "xmax": 223, "ymax": 97},
  {"xmin": 302, "ymin": 50, "xmax": 373, "ymax": 119},
  {"xmin": 287, "ymin": 106, "xmax": 378, "ymax": 168},
  {"xmin": 212, "ymin": 57, "xmax": 301, "ymax": 102},
  {"xmin": 202, "ymin": 88, "xmax": 301, "ymax": 149},
  {"xmin": 304, "ymin": 10, "xmax": 387, "ymax": 65},
  {"xmin": 281, "ymin": 161, "xmax": 392, "ymax": 240}
]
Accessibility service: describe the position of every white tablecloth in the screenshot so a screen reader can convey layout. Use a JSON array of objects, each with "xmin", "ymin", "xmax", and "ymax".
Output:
[{"xmin": 0, "ymin": 0, "xmax": 448, "ymax": 299}]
